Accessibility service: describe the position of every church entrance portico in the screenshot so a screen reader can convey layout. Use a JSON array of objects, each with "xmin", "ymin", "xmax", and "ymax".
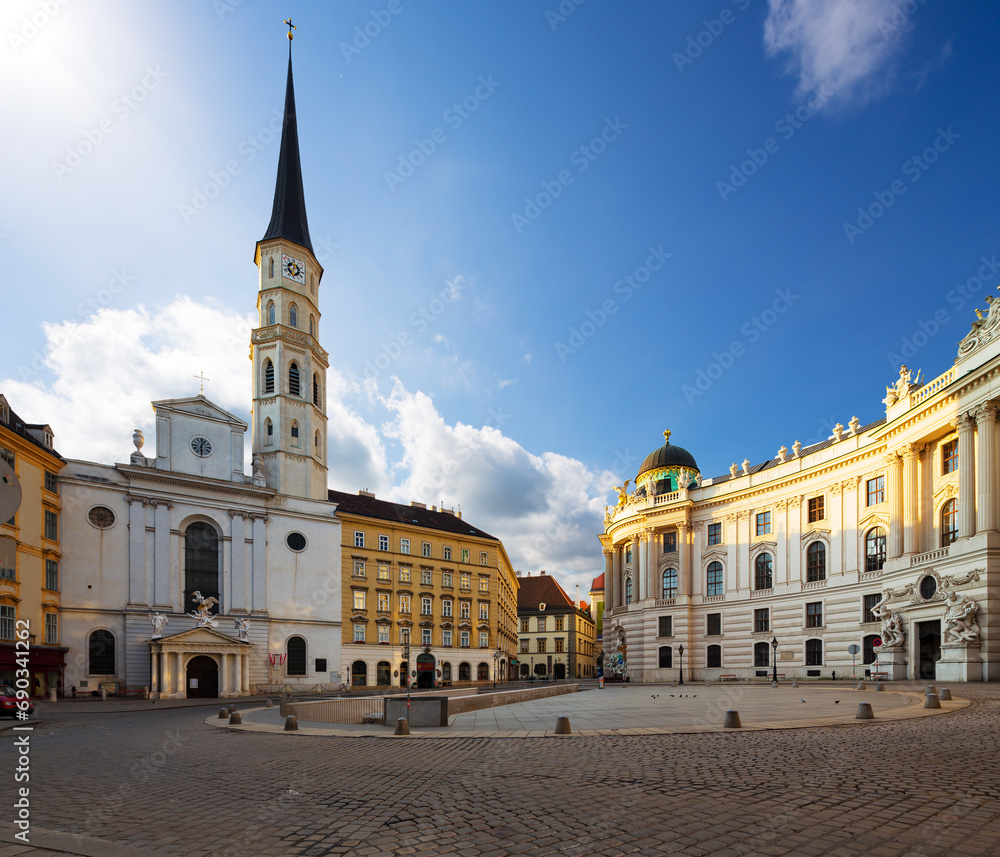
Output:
[{"xmin": 150, "ymin": 626, "xmax": 253, "ymax": 699}]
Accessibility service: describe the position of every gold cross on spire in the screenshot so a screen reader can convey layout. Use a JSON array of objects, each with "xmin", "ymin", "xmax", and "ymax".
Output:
[
  {"xmin": 284, "ymin": 18, "xmax": 296, "ymax": 40},
  {"xmin": 663, "ymin": 429, "xmax": 671, "ymax": 444},
  {"xmin": 194, "ymin": 371, "xmax": 210, "ymax": 395}
]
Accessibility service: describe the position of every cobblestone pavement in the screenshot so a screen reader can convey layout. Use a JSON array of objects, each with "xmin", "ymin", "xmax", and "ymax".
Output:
[{"xmin": 3, "ymin": 685, "xmax": 1000, "ymax": 857}]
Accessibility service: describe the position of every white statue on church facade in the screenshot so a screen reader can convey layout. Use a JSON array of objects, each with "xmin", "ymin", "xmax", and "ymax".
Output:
[
  {"xmin": 190, "ymin": 590, "xmax": 219, "ymax": 628},
  {"xmin": 148, "ymin": 611, "xmax": 169, "ymax": 639}
]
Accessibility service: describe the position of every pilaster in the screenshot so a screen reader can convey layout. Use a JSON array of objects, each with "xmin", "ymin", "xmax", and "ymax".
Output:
[
  {"xmin": 974, "ymin": 403, "xmax": 999, "ymax": 533},
  {"xmin": 957, "ymin": 413, "xmax": 976, "ymax": 539}
]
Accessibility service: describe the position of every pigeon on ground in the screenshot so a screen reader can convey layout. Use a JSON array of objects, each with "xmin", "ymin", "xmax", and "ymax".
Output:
[
  {"xmin": 834, "ymin": 700, "xmax": 840, "ymax": 704},
  {"xmin": 801, "ymin": 699, "xmax": 806, "ymax": 703}
]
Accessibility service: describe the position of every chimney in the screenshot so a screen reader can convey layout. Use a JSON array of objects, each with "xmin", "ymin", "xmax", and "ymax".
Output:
[
  {"xmin": 358, "ymin": 489, "xmax": 375, "ymax": 498},
  {"xmin": 410, "ymin": 501, "xmax": 426, "ymax": 509}
]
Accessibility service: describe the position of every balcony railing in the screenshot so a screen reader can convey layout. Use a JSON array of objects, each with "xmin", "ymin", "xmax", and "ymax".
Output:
[
  {"xmin": 910, "ymin": 367, "xmax": 956, "ymax": 405},
  {"xmin": 911, "ymin": 547, "xmax": 949, "ymax": 567}
]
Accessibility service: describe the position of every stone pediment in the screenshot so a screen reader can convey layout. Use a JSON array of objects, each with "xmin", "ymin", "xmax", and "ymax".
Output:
[
  {"xmin": 150, "ymin": 625, "xmax": 251, "ymax": 648},
  {"xmin": 151, "ymin": 395, "xmax": 247, "ymax": 429}
]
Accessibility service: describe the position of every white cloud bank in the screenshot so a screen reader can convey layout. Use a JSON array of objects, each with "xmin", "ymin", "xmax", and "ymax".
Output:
[
  {"xmin": 2, "ymin": 298, "xmax": 611, "ymax": 597},
  {"xmin": 763, "ymin": 0, "xmax": 915, "ymax": 107}
]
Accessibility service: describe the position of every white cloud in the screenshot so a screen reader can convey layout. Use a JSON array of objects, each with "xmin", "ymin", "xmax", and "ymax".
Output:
[
  {"xmin": 763, "ymin": 0, "xmax": 914, "ymax": 107},
  {"xmin": 498, "ymin": 378, "xmax": 518, "ymax": 389}
]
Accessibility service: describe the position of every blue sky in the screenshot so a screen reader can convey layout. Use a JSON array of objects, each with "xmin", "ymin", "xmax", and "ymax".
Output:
[{"xmin": 3, "ymin": 0, "xmax": 999, "ymax": 596}]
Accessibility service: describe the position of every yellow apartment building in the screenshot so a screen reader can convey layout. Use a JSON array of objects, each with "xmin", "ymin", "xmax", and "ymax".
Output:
[{"xmin": 516, "ymin": 570, "xmax": 597, "ymax": 680}]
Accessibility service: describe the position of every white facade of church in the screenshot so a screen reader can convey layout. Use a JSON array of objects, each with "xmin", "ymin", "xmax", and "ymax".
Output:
[{"xmin": 601, "ymin": 298, "xmax": 1000, "ymax": 683}]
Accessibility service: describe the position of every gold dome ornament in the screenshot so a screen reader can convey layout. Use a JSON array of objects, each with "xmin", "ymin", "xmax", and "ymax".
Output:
[{"xmin": 284, "ymin": 18, "xmax": 296, "ymax": 40}]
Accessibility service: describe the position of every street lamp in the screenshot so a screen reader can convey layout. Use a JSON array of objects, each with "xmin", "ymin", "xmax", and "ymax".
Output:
[
  {"xmin": 493, "ymin": 649, "xmax": 502, "ymax": 689},
  {"xmin": 402, "ymin": 629, "xmax": 412, "ymax": 717},
  {"xmin": 678, "ymin": 644, "xmax": 684, "ymax": 686},
  {"xmin": 771, "ymin": 636, "xmax": 778, "ymax": 684}
]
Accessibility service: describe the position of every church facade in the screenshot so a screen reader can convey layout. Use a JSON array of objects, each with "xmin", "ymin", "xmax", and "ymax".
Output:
[
  {"xmin": 57, "ymin": 49, "xmax": 342, "ymax": 698},
  {"xmin": 601, "ymin": 300, "xmax": 1000, "ymax": 683}
]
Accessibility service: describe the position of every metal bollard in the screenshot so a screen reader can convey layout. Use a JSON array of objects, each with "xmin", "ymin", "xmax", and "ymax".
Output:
[
  {"xmin": 723, "ymin": 710, "xmax": 742, "ymax": 728},
  {"xmin": 284, "ymin": 715, "xmax": 298, "ymax": 731},
  {"xmin": 554, "ymin": 716, "xmax": 572, "ymax": 735},
  {"xmin": 856, "ymin": 703, "xmax": 874, "ymax": 720}
]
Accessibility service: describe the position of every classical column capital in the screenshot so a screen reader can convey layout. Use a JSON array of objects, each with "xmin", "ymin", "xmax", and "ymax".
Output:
[
  {"xmin": 973, "ymin": 402, "xmax": 1000, "ymax": 424},
  {"xmin": 883, "ymin": 451, "xmax": 900, "ymax": 467},
  {"xmin": 676, "ymin": 521, "xmax": 691, "ymax": 533},
  {"xmin": 956, "ymin": 411, "xmax": 976, "ymax": 431},
  {"xmin": 900, "ymin": 443, "xmax": 923, "ymax": 462}
]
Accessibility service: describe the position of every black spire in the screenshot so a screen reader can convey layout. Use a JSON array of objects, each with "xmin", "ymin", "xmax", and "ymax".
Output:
[{"xmin": 261, "ymin": 49, "xmax": 313, "ymax": 254}]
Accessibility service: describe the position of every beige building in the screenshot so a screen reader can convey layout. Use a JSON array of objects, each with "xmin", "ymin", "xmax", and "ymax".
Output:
[
  {"xmin": 0, "ymin": 395, "xmax": 65, "ymax": 695},
  {"xmin": 516, "ymin": 570, "xmax": 596, "ymax": 680},
  {"xmin": 332, "ymin": 489, "xmax": 519, "ymax": 687}
]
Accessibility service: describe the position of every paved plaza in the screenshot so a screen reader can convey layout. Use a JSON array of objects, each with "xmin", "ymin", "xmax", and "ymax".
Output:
[{"xmin": 3, "ymin": 682, "xmax": 1000, "ymax": 857}]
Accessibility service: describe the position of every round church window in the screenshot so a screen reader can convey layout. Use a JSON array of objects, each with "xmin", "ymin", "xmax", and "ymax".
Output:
[
  {"xmin": 286, "ymin": 532, "xmax": 307, "ymax": 552},
  {"xmin": 919, "ymin": 575, "xmax": 937, "ymax": 600},
  {"xmin": 88, "ymin": 506, "xmax": 116, "ymax": 529}
]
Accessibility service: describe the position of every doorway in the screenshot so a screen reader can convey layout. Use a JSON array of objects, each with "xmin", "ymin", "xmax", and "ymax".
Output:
[
  {"xmin": 416, "ymin": 653, "xmax": 435, "ymax": 688},
  {"xmin": 917, "ymin": 620, "xmax": 941, "ymax": 679},
  {"xmin": 186, "ymin": 656, "xmax": 219, "ymax": 698}
]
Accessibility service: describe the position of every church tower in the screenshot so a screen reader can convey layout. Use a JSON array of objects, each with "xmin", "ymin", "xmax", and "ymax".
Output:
[{"xmin": 251, "ymin": 45, "xmax": 328, "ymax": 501}]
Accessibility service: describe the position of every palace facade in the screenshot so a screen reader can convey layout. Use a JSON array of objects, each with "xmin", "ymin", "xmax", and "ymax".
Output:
[{"xmin": 601, "ymin": 302, "xmax": 1000, "ymax": 683}]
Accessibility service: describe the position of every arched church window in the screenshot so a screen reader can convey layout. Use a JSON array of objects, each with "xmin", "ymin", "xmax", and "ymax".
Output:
[
  {"xmin": 941, "ymin": 499, "xmax": 958, "ymax": 546},
  {"xmin": 290, "ymin": 420, "xmax": 300, "ymax": 445},
  {"xmin": 184, "ymin": 522, "xmax": 219, "ymax": 616},
  {"xmin": 312, "ymin": 373, "xmax": 320, "ymax": 407},
  {"xmin": 268, "ymin": 258, "xmax": 274, "ymax": 278},
  {"xmin": 287, "ymin": 636, "xmax": 306, "ymax": 676},
  {"xmin": 88, "ymin": 629, "xmax": 116, "ymax": 675},
  {"xmin": 289, "ymin": 362, "xmax": 300, "ymax": 396},
  {"xmin": 263, "ymin": 359, "xmax": 274, "ymax": 394},
  {"xmin": 267, "ymin": 301, "xmax": 275, "ymax": 325},
  {"xmin": 289, "ymin": 303, "xmax": 298, "ymax": 328}
]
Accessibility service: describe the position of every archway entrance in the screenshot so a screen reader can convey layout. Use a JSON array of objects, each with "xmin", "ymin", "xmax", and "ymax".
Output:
[
  {"xmin": 185, "ymin": 656, "xmax": 218, "ymax": 698},
  {"xmin": 351, "ymin": 660, "xmax": 367, "ymax": 686},
  {"xmin": 917, "ymin": 621, "xmax": 941, "ymax": 679},
  {"xmin": 416, "ymin": 653, "xmax": 435, "ymax": 688},
  {"xmin": 554, "ymin": 662, "xmax": 566, "ymax": 680}
]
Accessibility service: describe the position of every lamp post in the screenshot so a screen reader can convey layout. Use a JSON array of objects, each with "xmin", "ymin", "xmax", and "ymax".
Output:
[
  {"xmin": 402, "ymin": 629, "xmax": 412, "ymax": 717},
  {"xmin": 678, "ymin": 644, "xmax": 684, "ymax": 685},
  {"xmin": 771, "ymin": 636, "xmax": 778, "ymax": 684},
  {"xmin": 493, "ymin": 649, "xmax": 502, "ymax": 689}
]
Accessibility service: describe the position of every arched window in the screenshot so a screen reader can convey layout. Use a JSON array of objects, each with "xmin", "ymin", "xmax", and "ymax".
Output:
[
  {"xmin": 289, "ymin": 303, "xmax": 298, "ymax": 328},
  {"xmin": 459, "ymin": 662, "xmax": 471, "ymax": 681},
  {"xmin": 312, "ymin": 373, "xmax": 320, "ymax": 406},
  {"xmin": 184, "ymin": 523, "xmax": 219, "ymax": 614},
  {"xmin": 805, "ymin": 638, "xmax": 823, "ymax": 666},
  {"xmin": 314, "ymin": 430, "xmax": 321, "ymax": 453},
  {"xmin": 806, "ymin": 541, "xmax": 826, "ymax": 582},
  {"xmin": 288, "ymin": 362, "xmax": 300, "ymax": 396},
  {"xmin": 287, "ymin": 636, "xmax": 306, "ymax": 676},
  {"xmin": 754, "ymin": 641, "xmax": 770, "ymax": 667},
  {"xmin": 658, "ymin": 645, "xmax": 672, "ymax": 668},
  {"xmin": 263, "ymin": 359, "xmax": 274, "ymax": 394},
  {"xmin": 88, "ymin": 629, "xmax": 116, "ymax": 674},
  {"xmin": 706, "ymin": 644, "xmax": 722, "ymax": 669},
  {"xmin": 309, "ymin": 315, "xmax": 315, "ymax": 336},
  {"xmin": 862, "ymin": 634, "xmax": 879, "ymax": 665},
  {"xmin": 267, "ymin": 301, "xmax": 275, "ymax": 325},
  {"xmin": 754, "ymin": 553, "xmax": 773, "ymax": 590},
  {"xmin": 865, "ymin": 528, "xmax": 886, "ymax": 571},
  {"xmin": 477, "ymin": 662, "xmax": 489, "ymax": 681},
  {"xmin": 351, "ymin": 660, "xmax": 367, "ymax": 686},
  {"xmin": 706, "ymin": 561, "xmax": 723, "ymax": 597},
  {"xmin": 268, "ymin": 258, "xmax": 274, "ymax": 278},
  {"xmin": 941, "ymin": 499, "xmax": 958, "ymax": 546},
  {"xmin": 661, "ymin": 567, "xmax": 678, "ymax": 598},
  {"xmin": 624, "ymin": 576, "xmax": 633, "ymax": 605},
  {"xmin": 264, "ymin": 418, "xmax": 273, "ymax": 444},
  {"xmin": 377, "ymin": 661, "xmax": 391, "ymax": 686},
  {"xmin": 442, "ymin": 662, "xmax": 452, "ymax": 681},
  {"xmin": 290, "ymin": 420, "xmax": 300, "ymax": 445}
]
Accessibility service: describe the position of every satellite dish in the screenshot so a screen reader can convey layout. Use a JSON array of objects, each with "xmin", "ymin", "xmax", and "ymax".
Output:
[
  {"xmin": 0, "ymin": 458, "xmax": 21, "ymax": 524},
  {"xmin": 847, "ymin": 644, "xmax": 860, "ymax": 655}
]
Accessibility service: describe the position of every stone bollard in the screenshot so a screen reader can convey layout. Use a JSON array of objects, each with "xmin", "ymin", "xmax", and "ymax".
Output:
[
  {"xmin": 939, "ymin": 688, "xmax": 952, "ymax": 701},
  {"xmin": 856, "ymin": 703, "xmax": 875, "ymax": 720},
  {"xmin": 924, "ymin": 692, "xmax": 941, "ymax": 709},
  {"xmin": 284, "ymin": 715, "xmax": 298, "ymax": 731},
  {"xmin": 229, "ymin": 711, "xmax": 243, "ymax": 725},
  {"xmin": 856, "ymin": 680, "xmax": 866, "ymax": 690},
  {"xmin": 265, "ymin": 698, "xmax": 274, "ymax": 708},
  {"xmin": 723, "ymin": 710, "xmax": 742, "ymax": 728},
  {"xmin": 143, "ymin": 686, "xmax": 149, "ymax": 699},
  {"xmin": 218, "ymin": 708, "xmax": 229, "ymax": 719},
  {"xmin": 792, "ymin": 681, "xmax": 799, "ymax": 689},
  {"xmin": 49, "ymin": 688, "xmax": 57, "ymax": 703},
  {"xmin": 925, "ymin": 685, "xmax": 937, "ymax": 695},
  {"xmin": 228, "ymin": 704, "xmax": 236, "ymax": 714},
  {"xmin": 771, "ymin": 681, "xmax": 778, "ymax": 687},
  {"xmin": 554, "ymin": 716, "xmax": 572, "ymax": 735},
  {"xmin": 100, "ymin": 687, "xmax": 107, "ymax": 701},
  {"xmin": 395, "ymin": 718, "xmax": 410, "ymax": 735}
]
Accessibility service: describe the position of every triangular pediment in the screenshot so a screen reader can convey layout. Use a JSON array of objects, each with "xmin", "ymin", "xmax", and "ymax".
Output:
[
  {"xmin": 152, "ymin": 626, "xmax": 251, "ymax": 646},
  {"xmin": 152, "ymin": 395, "xmax": 247, "ymax": 429}
]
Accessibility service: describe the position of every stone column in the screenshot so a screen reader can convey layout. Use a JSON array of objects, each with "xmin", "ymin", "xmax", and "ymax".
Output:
[
  {"xmin": 602, "ymin": 549, "xmax": 612, "ymax": 606},
  {"xmin": 957, "ymin": 412, "xmax": 977, "ymax": 539},
  {"xmin": 150, "ymin": 651, "xmax": 160, "ymax": 698},
  {"xmin": 220, "ymin": 653, "xmax": 230, "ymax": 696},
  {"xmin": 631, "ymin": 535, "xmax": 640, "ymax": 602},
  {"xmin": 676, "ymin": 522, "xmax": 690, "ymax": 598},
  {"xmin": 887, "ymin": 453, "xmax": 903, "ymax": 559},
  {"xmin": 611, "ymin": 546, "xmax": 621, "ymax": 608},
  {"xmin": 975, "ymin": 403, "xmax": 999, "ymax": 532},
  {"xmin": 901, "ymin": 444, "xmax": 920, "ymax": 555}
]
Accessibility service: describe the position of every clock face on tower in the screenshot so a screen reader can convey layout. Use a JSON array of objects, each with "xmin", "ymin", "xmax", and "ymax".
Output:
[
  {"xmin": 282, "ymin": 253, "xmax": 306, "ymax": 284},
  {"xmin": 190, "ymin": 436, "xmax": 213, "ymax": 457}
]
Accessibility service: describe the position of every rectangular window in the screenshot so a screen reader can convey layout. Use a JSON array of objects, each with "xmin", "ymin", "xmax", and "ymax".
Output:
[
  {"xmin": 443, "ymin": 546, "xmax": 452, "ymax": 560},
  {"xmin": 658, "ymin": 616, "xmax": 672, "ymax": 637},
  {"xmin": 460, "ymin": 630, "xmax": 470, "ymax": 647},
  {"xmin": 442, "ymin": 572, "xmax": 453, "ymax": 588},
  {"xmin": 663, "ymin": 531, "xmax": 677, "ymax": 553},
  {"xmin": 45, "ymin": 613, "xmax": 58, "ymax": 644},
  {"xmin": 0, "ymin": 564, "xmax": 14, "ymax": 581},
  {"xmin": 45, "ymin": 559, "xmax": 58, "ymax": 590},
  {"xmin": 421, "ymin": 568, "xmax": 432, "ymax": 585},
  {"xmin": 867, "ymin": 475, "xmax": 885, "ymax": 506},
  {"xmin": 44, "ymin": 510, "xmax": 58, "ymax": 541},
  {"xmin": 942, "ymin": 439, "xmax": 958, "ymax": 475},
  {"xmin": 625, "ymin": 546, "xmax": 632, "ymax": 563},
  {"xmin": 479, "ymin": 576, "xmax": 489, "ymax": 592},
  {"xmin": 707, "ymin": 522, "xmax": 722, "ymax": 545},
  {"xmin": 421, "ymin": 597, "xmax": 432, "ymax": 615},
  {"xmin": 537, "ymin": 617, "xmax": 547, "ymax": 633},
  {"xmin": 480, "ymin": 551, "xmax": 488, "ymax": 565},
  {"xmin": 462, "ymin": 549, "xmax": 470, "ymax": 563},
  {"xmin": 400, "ymin": 538, "xmax": 410, "ymax": 555},
  {"xmin": 755, "ymin": 511, "xmax": 771, "ymax": 536},
  {"xmin": 353, "ymin": 590, "xmax": 365, "ymax": 610},
  {"xmin": 399, "ymin": 595, "xmax": 411, "ymax": 613},
  {"xmin": 377, "ymin": 563, "xmax": 390, "ymax": 581},
  {"xmin": 378, "ymin": 534, "xmax": 389, "ymax": 551},
  {"xmin": 706, "ymin": 613, "xmax": 721, "ymax": 636},
  {"xmin": 808, "ymin": 496, "xmax": 825, "ymax": 523},
  {"xmin": 754, "ymin": 608, "xmax": 770, "ymax": 633},
  {"xmin": 422, "ymin": 542, "xmax": 432, "ymax": 557},
  {"xmin": 442, "ymin": 599, "xmax": 453, "ymax": 618},
  {"xmin": 399, "ymin": 566, "xmax": 411, "ymax": 583},
  {"xmin": 806, "ymin": 601, "xmax": 823, "ymax": 628},
  {"xmin": 555, "ymin": 638, "xmax": 564, "ymax": 653},
  {"xmin": 44, "ymin": 471, "xmax": 58, "ymax": 493},
  {"xmin": 555, "ymin": 617, "xmax": 564, "ymax": 632},
  {"xmin": 479, "ymin": 631, "xmax": 489, "ymax": 648},
  {"xmin": 537, "ymin": 638, "xmax": 547, "ymax": 653},
  {"xmin": 354, "ymin": 530, "xmax": 365, "ymax": 548},
  {"xmin": 422, "ymin": 628, "xmax": 432, "ymax": 646},
  {"xmin": 442, "ymin": 630, "xmax": 453, "ymax": 647},
  {"xmin": 353, "ymin": 623, "xmax": 365, "ymax": 643},
  {"xmin": 479, "ymin": 603, "xmax": 489, "ymax": 620},
  {"xmin": 519, "ymin": 638, "xmax": 529, "ymax": 653},
  {"xmin": 316, "ymin": 658, "xmax": 327, "ymax": 673},
  {"xmin": 378, "ymin": 592, "xmax": 389, "ymax": 612},
  {"xmin": 0, "ymin": 605, "xmax": 13, "ymax": 640},
  {"xmin": 460, "ymin": 601, "xmax": 470, "ymax": 619},
  {"xmin": 460, "ymin": 573, "xmax": 471, "ymax": 590},
  {"xmin": 352, "ymin": 559, "xmax": 366, "ymax": 577},
  {"xmin": 520, "ymin": 618, "xmax": 530, "ymax": 633},
  {"xmin": 863, "ymin": 593, "xmax": 880, "ymax": 624},
  {"xmin": 378, "ymin": 625, "xmax": 390, "ymax": 644}
]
